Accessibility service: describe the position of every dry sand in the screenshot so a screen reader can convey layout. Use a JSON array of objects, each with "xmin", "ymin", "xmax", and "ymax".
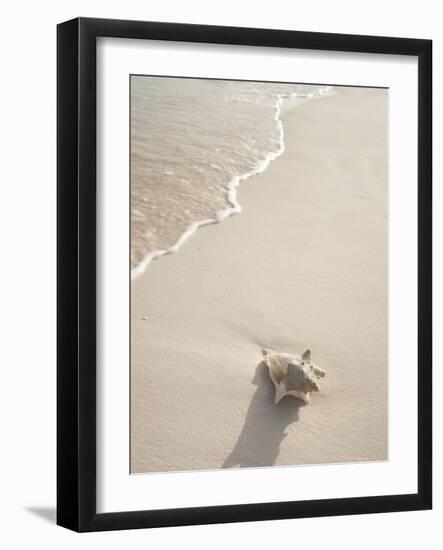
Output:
[{"xmin": 131, "ymin": 86, "xmax": 388, "ymax": 473}]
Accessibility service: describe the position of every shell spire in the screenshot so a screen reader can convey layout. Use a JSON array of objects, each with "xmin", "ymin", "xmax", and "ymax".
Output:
[{"xmin": 264, "ymin": 349, "xmax": 326, "ymax": 404}]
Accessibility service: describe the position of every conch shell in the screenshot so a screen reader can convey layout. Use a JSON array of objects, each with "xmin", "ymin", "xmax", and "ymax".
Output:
[{"xmin": 263, "ymin": 348, "xmax": 325, "ymax": 404}]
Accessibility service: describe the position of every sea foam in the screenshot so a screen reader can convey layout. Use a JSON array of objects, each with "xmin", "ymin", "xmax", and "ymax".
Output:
[{"xmin": 131, "ymin": 78, "xmax": 333, "ymax": 278}]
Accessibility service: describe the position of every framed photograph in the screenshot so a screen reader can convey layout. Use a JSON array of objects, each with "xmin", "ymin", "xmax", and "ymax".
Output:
[{"xmin": 57, "ymin": 17, "xmax": 432, "ymax": 532}]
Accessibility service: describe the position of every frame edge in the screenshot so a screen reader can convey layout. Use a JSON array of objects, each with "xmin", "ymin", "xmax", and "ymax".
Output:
[
  {"xmin": 57, "ymin": 17, "xmax": 81, "ymax": 532},
  {"xmin": 417, "ymin": 39, "xmax": 432, "ymax": 510}
]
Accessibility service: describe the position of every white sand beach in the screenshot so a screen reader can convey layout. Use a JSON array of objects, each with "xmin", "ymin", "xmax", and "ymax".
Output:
[{"xmin": 131, "ymin": 86, "xmax": 388, "ymax": 473}]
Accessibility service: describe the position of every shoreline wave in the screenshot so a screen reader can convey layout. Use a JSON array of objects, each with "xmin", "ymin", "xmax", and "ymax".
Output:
[{"xmin": 131, "ymin": 85, "xmax": 333, "ymax": 279}]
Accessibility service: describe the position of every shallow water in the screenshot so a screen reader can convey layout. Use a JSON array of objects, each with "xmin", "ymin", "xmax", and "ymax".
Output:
[{"xmin": 131, "ymin": 76, "xmax": 331, "ymax": 273}]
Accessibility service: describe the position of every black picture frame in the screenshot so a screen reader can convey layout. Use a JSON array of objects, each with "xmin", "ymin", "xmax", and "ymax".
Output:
[{"xmin": 57, "ymin": 17, "xmax": 432, "ymax": 532}]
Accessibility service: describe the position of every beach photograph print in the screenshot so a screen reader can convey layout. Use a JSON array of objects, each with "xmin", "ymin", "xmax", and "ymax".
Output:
[{"xmin": 130, "ymin": 75, "xmax": 388, "ymax": 474}]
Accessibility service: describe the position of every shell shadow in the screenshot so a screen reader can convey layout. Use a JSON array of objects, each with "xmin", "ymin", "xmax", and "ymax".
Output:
[{"xmin": 222, "ymin": 360, "xmax": 305, "ymax": 469}]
